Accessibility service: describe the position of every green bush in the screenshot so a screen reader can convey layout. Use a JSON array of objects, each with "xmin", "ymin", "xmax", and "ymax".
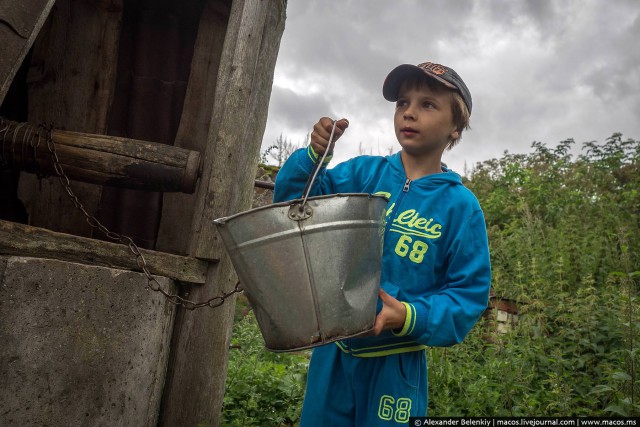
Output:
[
  {"xmin": 222, "ymin": 307, "xmax": 309, "ymax": 426},
  {"xmin": 436, "ymin": 133, "xmax": 640, "ymax": 417},
  {"xmin": 427, "ymin": 280, "xmax": 637, "ymax": 416}
]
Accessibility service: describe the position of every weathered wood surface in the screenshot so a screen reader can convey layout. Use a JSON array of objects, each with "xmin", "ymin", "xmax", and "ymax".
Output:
[
  {"xmin": 18, "ymin": 0, "xmax": 122, "ymax": 237},
  {"xmin": 2, "ymin": 119, "xmax": 201, "ymax": 193},
  {"xmin": 51, "ymin": 129, "xmax": 201, "ymax": 193},
  {"xmin": 158, "ymin": 0, "xmax": 287, "ymax": 426},
  {"xmin": 0, "ymin": 0, "xmax": 55, "ymax": 105},
  {"xmin": 156, "ymin": 0, "xmax": 230, "ymax": 255},
  {"xmin": 0, "ymin": 219, "xmax": 209, "ymax": 284}
]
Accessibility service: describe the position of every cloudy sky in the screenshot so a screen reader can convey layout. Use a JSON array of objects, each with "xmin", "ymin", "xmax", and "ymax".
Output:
[{"xmin": 261, "ymin": 0, "xmax": 640, "ymax": 174}]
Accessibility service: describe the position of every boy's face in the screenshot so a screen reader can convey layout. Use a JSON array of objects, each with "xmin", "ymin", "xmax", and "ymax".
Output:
[{"xmin": 394, "ymin": 80, "xmax": 459, "ymax": 157}]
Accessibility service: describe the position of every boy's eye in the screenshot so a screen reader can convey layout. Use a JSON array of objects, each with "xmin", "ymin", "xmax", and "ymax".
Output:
[
  {"xmin": 423, "ymin": 101, "xmax": 435, "ymax": 109},
  {"xmin": 396, "ymin": 100, "xmax": 407, "ymax": 108}
]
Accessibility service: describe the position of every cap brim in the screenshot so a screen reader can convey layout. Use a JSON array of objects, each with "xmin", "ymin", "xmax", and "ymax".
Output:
[{"xmin": 383, "ymin": 64, "xmax": 457, "ymax": 101}]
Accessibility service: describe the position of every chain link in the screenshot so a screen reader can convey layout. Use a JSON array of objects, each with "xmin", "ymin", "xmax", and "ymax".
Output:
[{"xmin": 37, "ymin": 122, "xmax": 242, "ymax": 310}]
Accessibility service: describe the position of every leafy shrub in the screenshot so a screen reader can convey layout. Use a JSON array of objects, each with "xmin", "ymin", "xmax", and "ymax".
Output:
[
  {"xmin": 427, "ymin": 280, "xmax": 636, "ymax": 416},
  {"xmin": 434, "ymin": 133, "xmax": 640, "ymax": 417},
  {"xmin": 222, "ymin": 308, "xmax": 308, "ymax": 426}
]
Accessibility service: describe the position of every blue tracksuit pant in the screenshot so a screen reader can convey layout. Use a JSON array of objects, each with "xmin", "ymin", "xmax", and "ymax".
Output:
[{"xmin": 300, "ymin": 343, "xmax": 428, "ymax": 426}]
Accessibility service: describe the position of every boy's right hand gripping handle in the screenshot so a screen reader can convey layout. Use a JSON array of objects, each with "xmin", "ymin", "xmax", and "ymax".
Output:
[{"xmin": 300, "ymin": 119, "xmax": 346, "ymax": 206}]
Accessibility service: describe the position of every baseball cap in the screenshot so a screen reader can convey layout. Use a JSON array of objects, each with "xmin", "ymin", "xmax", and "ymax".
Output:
[{"xmin": 383, "ymin": 61, "xmax": 472, "ymax": 114}]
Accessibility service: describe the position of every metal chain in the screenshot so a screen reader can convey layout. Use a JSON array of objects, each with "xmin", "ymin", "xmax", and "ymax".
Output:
[{"xmin": 37, "ymin": 122, "xmax": 242, "ymax": 310}]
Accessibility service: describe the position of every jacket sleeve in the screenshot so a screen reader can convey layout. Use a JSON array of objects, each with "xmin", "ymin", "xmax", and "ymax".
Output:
[
  {"xmin": 393, "ymin": 209, "xmax": 492, "ymax": 347},
  {"xmin": 273, "ymin": 146, "xmax": 370, "ymax": 202}
]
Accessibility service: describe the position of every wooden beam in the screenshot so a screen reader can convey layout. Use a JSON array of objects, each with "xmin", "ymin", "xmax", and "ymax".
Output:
[
  {"xmin": 0, "ymin": 219, "xmax": 209, "ymax": 284},
  {"xmin": 1, "ymin": 119, "xmax": 201, "ymax": 193},
  {"xmin": 158, "ymin": 1, "xmax": 287, "ymax": 426},
  {"xmin": 0, "ymin": 0, "xmax": 56, "ymax": 105}
]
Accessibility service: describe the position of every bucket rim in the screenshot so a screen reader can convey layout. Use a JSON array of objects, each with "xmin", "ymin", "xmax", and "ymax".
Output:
[
  {"xmin": 213, "ymin": 193, "xmax": 389, "ymax": 226},
  {"xmin": 265, "ymin": 326, "xmax": 375, "ymax": 353}
]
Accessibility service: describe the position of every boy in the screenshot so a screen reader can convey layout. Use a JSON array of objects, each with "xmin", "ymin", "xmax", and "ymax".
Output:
[{"xmin": 274, "ymin": 61, "xmax": 491, "ymax": 425}]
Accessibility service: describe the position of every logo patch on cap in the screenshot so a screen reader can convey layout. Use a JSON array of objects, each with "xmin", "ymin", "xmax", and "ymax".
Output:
[{"xmin": 418, "ymin": 62, "xmax": 448, "ymax": 75}]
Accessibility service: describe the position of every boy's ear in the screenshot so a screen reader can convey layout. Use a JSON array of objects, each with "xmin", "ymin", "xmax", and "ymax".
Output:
[{"xmin": 449, "ymin": 128, "xmax": 460, "ymax": 141}]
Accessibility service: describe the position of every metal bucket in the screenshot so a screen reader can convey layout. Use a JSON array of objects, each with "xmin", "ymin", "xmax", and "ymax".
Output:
[{"xmin": 214, "ymin": 193, "xmax": 387, "ymax": 352}]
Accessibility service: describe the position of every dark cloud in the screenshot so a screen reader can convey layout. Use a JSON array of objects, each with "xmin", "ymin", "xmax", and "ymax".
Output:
[
  {"xmin": 263, "ymin": 1, "xmax": 640, "ymax": 173},
  {"xmin": 578, "ymin": 13, "xmax": 640, "ymax": 103},
  {"xmin": 267, "ymin": 86, "xmax": 332, "ymax": 130}
]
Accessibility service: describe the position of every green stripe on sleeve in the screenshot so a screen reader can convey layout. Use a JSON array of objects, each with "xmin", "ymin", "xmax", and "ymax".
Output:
[
  {"xmin": 407, "ymin": 303, "xmax": 417, "ymax": 336},
  {"xmin": 392, "ymin": 302, "xmax": 413, "ymax": 337},
  {"xmin": 307, "ymin": 145, "xmax": 333, "ymax": 165},
  {"xmin": 307, "ymin": 145, "xmax": 318, "ymax": 162}
]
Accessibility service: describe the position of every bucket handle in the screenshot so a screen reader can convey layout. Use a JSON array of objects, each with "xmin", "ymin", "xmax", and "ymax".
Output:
[{"xmin": 299, "ymin": 120, "xmax": 339, "ymax": 209}]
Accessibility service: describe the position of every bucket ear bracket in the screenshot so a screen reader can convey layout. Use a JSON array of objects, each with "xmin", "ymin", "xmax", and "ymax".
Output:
[{"xmin": 288, "ymin": 203, "xmax": 313, "ymax": 221}]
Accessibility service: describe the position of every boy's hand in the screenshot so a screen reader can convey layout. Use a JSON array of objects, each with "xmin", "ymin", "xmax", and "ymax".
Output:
[
  {"xmin": 310, "ymin": 117, "xmax": 349, "ymax": 155},
  {"xmin": 372, "ymin": 289, "xmax": 407, "ymax": 336}
]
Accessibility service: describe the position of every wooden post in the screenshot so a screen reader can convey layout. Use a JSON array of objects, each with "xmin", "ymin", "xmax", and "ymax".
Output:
[
  {"xmin": 158, "ymin": 0, "xmax": 286, "ymax": 426},
  {"xmin": 156, "ymin": 0, "xmax": 230, "ymax": 255}
]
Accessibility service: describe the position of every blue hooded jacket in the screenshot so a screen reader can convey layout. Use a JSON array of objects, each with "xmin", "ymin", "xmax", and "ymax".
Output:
[{"xmin": 274, "ymin": 146, "xmax": 491, "ymax": 356}]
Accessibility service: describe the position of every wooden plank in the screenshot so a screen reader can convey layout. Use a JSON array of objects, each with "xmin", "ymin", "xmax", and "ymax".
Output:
[
  {"xmin": 17, "ymin": 0, "xmax": 122, "ymax": 237},
  {"xmin": 156, "ymin": 0, "xmax": 230, "ymax": 255},
  {"xmin": 158, "ymin": 1, "xmax": 287, "ymax": 426},
  {"xmin": 0, "ymin": 219, "xmax": 209, "ymax": 284},
  {"xmin": 0, "ymin": 0, "xmax": 55, "ymax": 105}
]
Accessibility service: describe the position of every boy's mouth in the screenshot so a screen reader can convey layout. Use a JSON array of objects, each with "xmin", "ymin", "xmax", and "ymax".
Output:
[{"xmin": 400, "ymin": 127, "xmax": 419, "ymax": 135}]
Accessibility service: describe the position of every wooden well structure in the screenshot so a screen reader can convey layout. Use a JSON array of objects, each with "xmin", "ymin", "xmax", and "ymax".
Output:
[{"xmin": 0, "ymin": 0, "xmax": 286, "ymax": 425}]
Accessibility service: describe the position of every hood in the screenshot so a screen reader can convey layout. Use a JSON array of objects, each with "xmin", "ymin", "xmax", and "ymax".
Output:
[{"xmin": 385, "ymin": 151, "xmax": 463, "ymax": 187}]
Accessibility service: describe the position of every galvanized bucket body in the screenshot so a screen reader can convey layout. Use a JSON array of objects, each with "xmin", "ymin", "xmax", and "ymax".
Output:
[{"xmin": 214, "ymin": 194, "xmax": 387, "ymax": 352}]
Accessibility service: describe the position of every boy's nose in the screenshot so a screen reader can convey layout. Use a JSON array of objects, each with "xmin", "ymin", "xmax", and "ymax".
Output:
[{"xmin": 403, "ymin": 107, "xmax": 416, "ymax": 120}]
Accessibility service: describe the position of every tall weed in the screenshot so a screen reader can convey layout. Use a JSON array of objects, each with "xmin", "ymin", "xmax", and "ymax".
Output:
[{"xmin": 222, "ymin": 309, "xmax": 308, "ymax": 426}]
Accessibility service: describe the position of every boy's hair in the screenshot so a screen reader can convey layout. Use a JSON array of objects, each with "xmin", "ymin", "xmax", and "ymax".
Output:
[
  {"xmin": 447, "ymin": 85, "xmax": 471, "ymax": 149},
  {"xmin": 399, "ymin": 76, "xmax": 471, "ymax": 150}
]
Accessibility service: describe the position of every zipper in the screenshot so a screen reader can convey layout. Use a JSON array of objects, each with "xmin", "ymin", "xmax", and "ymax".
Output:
[
  {"xmin": 383, "ymin": 178, "xmax": 412, "ymax": 242},
  {"xmin": 402, "ymin": 178, "xmax": 412, "ymax": 192}
]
